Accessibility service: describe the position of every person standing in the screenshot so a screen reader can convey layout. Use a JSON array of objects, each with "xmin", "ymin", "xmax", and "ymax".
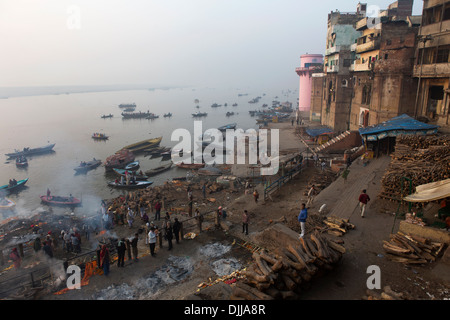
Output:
[
  {"xmin": 358, "ymin": 189, "xmax": 371, "ymax": 218},
  {"xmin": 99, "ymin": 245, "xmax": 110, "ymax": 276},
  {"xmin": 131, "ymin": 233, "xmax": 139, "ymax": 262},
  {"xmin": 253, "ymin": 189, "xmax": 259, "ymax": 203},
  {"xmin": 33, "ymin": 237, "xmax": 42, "ymax": 253},
  {"xmin": 154, "ymin": 200, "xmax": 162, "ymax": 221},
  {"xmin": 173, "ymin": 218, "xmax": 182, "ymax": 243},
  {"xmin": 242, "ymin": 210, "xmax": 249, "ymax": 235},
  {"xmin": 10, "ymin": 248, "xmax": 21, "ymax": 270},
  {"xmin": 148, "ymin": 227, "xmax": 157, "ymax": 256},
  {"xmin": 42, "ymin": 241, "xmax": 53, "ymax": 258},
  {"xmin": 165, "ymin": 221, "xmax": 173, "ymax": 251},
  {"xmin": 116, "ymin": 238, "xmax": 126, "ymax": 267},
  {"xmin": 298, "ymin": 203, "xmax": 308, "ymax": 239}
]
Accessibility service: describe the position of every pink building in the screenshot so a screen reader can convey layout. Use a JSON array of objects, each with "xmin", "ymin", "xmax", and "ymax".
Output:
[{"xmin": 295, "ymin": 54, "xmax": 323, "ymax": 112}]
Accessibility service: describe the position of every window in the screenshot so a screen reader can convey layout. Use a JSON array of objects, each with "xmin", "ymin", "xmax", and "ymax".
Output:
[
  {"xmin": 385, "ymin": 54, "xmax": 389, "ymax": 60},
  {"xmin": 436, "ymin": 46, "xmax": 450, "ymax": 63},
  {"xmin": 386, "ymin": 39, "xmax": 392, "ymax": 46},
  {"xmin": 444, "ymin": 4, "xmax": 450, "ymax": 21}
]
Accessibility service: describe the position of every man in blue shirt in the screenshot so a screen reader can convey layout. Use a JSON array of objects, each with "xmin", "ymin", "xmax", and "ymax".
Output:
[{"xmin": 298, "ymin": 203, "xmax": 308, "ymax": 239}]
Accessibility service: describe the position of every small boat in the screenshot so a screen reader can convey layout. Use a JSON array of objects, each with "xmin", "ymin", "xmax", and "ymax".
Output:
[
  {"xmin": 192, "ymin": 112, "xmax": 208, "ymax": 118},
  {"xmin": 5, "ymin": 144, "xmax": 55, "ymax": 159},
  {"xmin": 119, "ymin": 103, "xmax": 136, "ymax": 109},
  {"xmin": 198, "ymin": 166, "xmax": 222, "ymax": 176},
  {"xmin": 123, "ymin": 107, "xmax": 136, "ymax": 112},
  {"xmin": 107, "ymin": 180, "xmax": 153, "ymax": 189},
  {"xmin": 124, "ymin": 161, "xmax": 140, "ymax": 171},
  {"xmin": 163, "ymin": 113, "xmax": 172, "ymax": 117},
  {"xmin": 122, "ymin": 111, "xmax": 155, "ymax": 119},
  {"xmin": 121, "ymin": 137, "xmax": 162, "ymax": 153},
  {"xmin": 40, "ymin": 195, "xmax": 82, "ymax": 207},
  {"xmin": 146, "ymin": 114, "xmax": 160, "ymax": 120},
  {"xmin": 175, "ymin": 162, "xmax": 205, "ymax": 169},
  {"xmin": 232, "ymin": 103, "xmax": 238, "ymax": 107},
  {"xmin": 104, "ymin": 149, "xmax": 135, "ymax": 171},
  {"xmin": 0, "ymin": 178, "xmax": 29, "ymax": 194},
  {"xmin": 211, "ymin": 103, "xmax": 220, "ymax": 108},
  {"xmin": 15, "ymin": 156, "xmax": 28, "ymax": 168},
  {"xmin": 0, "ymin": 198, "xmax": 16, "ymax": 211},
  {"xmin": 218, "ymin": 123, "xmax": 237, "ymax": 132},
  {"xmin": 92, "ymin": 133, "xmax": 109, "ymax": 140},
  {"xmin": 112, "ymin": 168, "xmax": 149, "ymax": 181},
  {"xmin": 74, "ymin": 159, "xmax": 102, "ymax": 174},
  {"xmin": 144, "ymin": 146, "xmax": 171, "ymax": 157},
  {"xmin": 101, "ymin": 114, "xmax": 113, "ymax": 119},
  {"xmin": 145, "ymin": 162, "xmax": 173, "ymax": 176}
]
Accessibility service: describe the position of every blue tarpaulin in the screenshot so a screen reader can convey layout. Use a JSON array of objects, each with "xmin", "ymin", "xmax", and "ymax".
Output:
[
  {"xmin": 359, "ymin": 114, "xmax": 438, "ymax": 141},
  {"xmin": 305, "ymin": 126, "xmax": 334, "ymax": 137}
]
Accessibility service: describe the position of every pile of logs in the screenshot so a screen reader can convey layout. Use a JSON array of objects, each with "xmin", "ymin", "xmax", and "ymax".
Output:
[
  {"xmin": 379, "ymin": 135, "xmax": 450, "ymax": 201},
  {"xmin": 322, "ymin": 216, "xmax": 356, "ymax": 237},
  {"xmin": 286, "ymin": 214, "xmax": 355, "ymax": 237},
  {"xmin": 382, "ymin": 232, "xmax": 446, "ymax": 265},
  {"xmin": 364, "ymin": 286, "xmax": 407, "ymax": 300},
  {"xmin": 230, "ymin": 231, "xmax": 345, "ymax": 300}
]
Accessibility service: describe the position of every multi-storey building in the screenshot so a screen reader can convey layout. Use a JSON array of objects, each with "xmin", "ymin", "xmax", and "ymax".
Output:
[
  {"xmin": 295, "ymin": 54, "xmax": 323, "ymax": 115},
  {"xmin": 320, "ymin": 3, "xmax": 366, "ymax": 132},
  {"xmin": 349, "ymin": 0, "xmax": 420, "ymax": 130},
  {"xmin": 413, "ymin": 0, "xmax": 450, "ymax": 132}
]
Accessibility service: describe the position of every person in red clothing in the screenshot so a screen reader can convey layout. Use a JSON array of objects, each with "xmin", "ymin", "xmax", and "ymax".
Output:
[{"xmin": 358, "ymin": 189, "xmax": 370, "ymax": 218}]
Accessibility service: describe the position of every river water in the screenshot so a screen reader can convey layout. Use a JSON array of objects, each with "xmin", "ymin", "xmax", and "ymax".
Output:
[{"xmin": 0, "ymin": 86, "xmax": 296, "ymax": 220}]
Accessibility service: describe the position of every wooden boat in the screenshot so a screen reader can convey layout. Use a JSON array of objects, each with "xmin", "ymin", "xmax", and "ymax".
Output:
[
  {"xmin": 218, "ymin": 123, "xmax": 237, "ymax": 131},
  {"xmin": 15, "ymin": 156, "xmax": 28, "ymax": 168},
  {"xmin": 232, "ymin": 103, "xmax": 238, "ymax": 107},
  {"xmin": 118, "ymin": 103, "xmax": 136, "ymax": 108},
  {"xmin": 112, "ymin": 168, "xmax": 149, "ymax": 181},
  {"xmin": 74, "ymin": 159, "xmax": 102, "ymax": 174},
  {"xmin": 175, "ymin": 162, "xmax": 205, "ymax": 169},
  {"xmin": 40, "ymin": 195, "xmax": 82, "ymax": 206},
  {"xmin": 192, "ymin": 112, "xmax": 207, "ymax": 118},
  {"xmin": 101, "ymin": 114, "xmax": 113, "ymax": 119},
  {"xmin": 0, "ymin": 178, "xmax": 29, "ymax": 193},
  {"xmin": 104, "ymin": 149, "xmax": 135, "ymax": 170},
  {"xmin": 146, "ymin": 114, "xmax": 159, "ymax": 119},
  {"xmin": 163, "ymin": 113, "xmax": 172, "ymax": 117},
  {"xmin": 0, "ymin": 198, "xmax": 16, "ymax": 211},
  {"xmin": 122, "ymin": 111, "xmax": 155, "ymax": 119},
  {"xmin": 92, "ymin": 133, "xmax": 109, "ymax": 140},
  {"xmin": 145, "ymin": 162, "xmax": 173, "ymax": 176},
  {"xmin": 198, "ymin": 167, "xmax": 222, "ymax": 176},
  {"xmin": 226, "ymin": 112, "xmax": 235, "ymax": 117},
  {"xmin": 107, "ymin": 180, "xmax": 153, "ymax": 189},
  {"xmin": 121, "ymin": 137, "xmax": 162, "ymax": 153},
  {"xmin": 5, "ymin": 143, "xmax": 55, "ymax": 159},
  {"xmin": 124, "ymin": 161, "xmax": 140, "ymax": 171},
  {"xmin": 144, "ymin": 146, "xmax": 171, "ymax": 157}
]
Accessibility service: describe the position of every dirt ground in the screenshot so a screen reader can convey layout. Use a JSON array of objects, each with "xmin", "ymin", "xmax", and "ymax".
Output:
[{"xmin": 2, "ymin": 121, "xmax": 450, "ymax": 301}]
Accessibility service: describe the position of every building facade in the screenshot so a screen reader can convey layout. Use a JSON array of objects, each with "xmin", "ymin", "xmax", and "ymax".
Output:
[
  {"xmin": 295, "ymin": 54, "xmax": 324, "ymax": 114},
  {"xmin": 349, "ymin": 1, "xmax": 419, "ymax": 130},
  {"xmin": 319, "ymin": 3, "xmax": 366, "ymax": 132},
  {"xmin": 413, "ymin": 0, "xmax": 450, "ymax": 132}
]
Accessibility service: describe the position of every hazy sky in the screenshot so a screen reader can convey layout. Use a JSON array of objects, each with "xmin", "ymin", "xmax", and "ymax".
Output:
[{"xmin": 0, "ymin": 0, "xmax": 423, "ymax": 89}]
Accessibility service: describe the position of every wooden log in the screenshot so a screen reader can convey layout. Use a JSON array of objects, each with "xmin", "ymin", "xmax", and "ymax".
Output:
[
  {"xmin": 270, "ymin": 259, "xmax": 284, "ymax": 272},
  {"xmin": 235, "ymin": 282, "xmax": 274, "ymax": 300},
  {"xmin": 299, "ymin": 238, "xmax": 315, "ymax": 261},
  {"xmin": 281, "ymin": 268, "xmax": 302, "ymax": 285},
  {"xmin": 259, "ymin": 251, "xmax": 278, "ymax": 266},
  {"xmin": 287, "ymin": 244, "xmax": 316, "ymax": 275},
  {"xmin": 326, "ymin": 239, "xmax": 346, "ymax": 254},
  {"xmin": 232, "ymin": 286, "xmax": 260, "ymax": 300},
  {"xmin": 252, "ymin": 252, "xmax": 273, "ymax": 277},
  {"xmin": 280, "ymin": 290, "xmax": 300, "ymax": 300},
  {"xmin": 310, "ymin": 233, "xmax": 329, "ymax": 261},
  {"xmin": 383, "ymin": 244, "xmax": 418, "ymax": 258},
  {"xmin": 244, "ymin": 279, "xmax": 271, "ymax": 291},
  {"xmin": 274, "ymin": 250, "xmax": 305, "ymax": 272},
  {"xmin": 264, "ymin": 287, "xmax": 282, "ymax": 299},
  {"xmin": 280, "ymin": 273, "xmax": 297, "ymax": 291},
  {"xmin": 384, "ymin": 286, "xmax": 403, "ymax": 300},
  {"xmin": 241, "ymin": 269, "xmax": 269, "ymax": 283}
]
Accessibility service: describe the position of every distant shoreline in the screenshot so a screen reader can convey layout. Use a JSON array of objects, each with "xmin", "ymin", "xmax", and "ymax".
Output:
[{"xmin": 0, "ymin": 85, "xmax": 187, "ymax": 99}]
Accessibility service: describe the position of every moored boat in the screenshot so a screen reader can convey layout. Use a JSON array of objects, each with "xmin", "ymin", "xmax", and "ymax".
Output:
[
  {"xmin": 112, "ymin": 168, "xmax": 149, "ymax": 181},
  {"xmin": 40, "ymin": 195, "xmax": 82, "ymax": 206},
  {"xmin": 5, "ymin": 144, "xmax": 55, "ymax": 159},
  {"xmin": 145, "ymin": 162, "xmax": 173, "ymax": 176},
  {"xmin": 124, "ymin": 161, "xmax": 140, "ymax": 171},
  {"xmin": 74, "ymin": 159, "xmax": 102, "ymax": 174},
  {"xmin": 119, "ymin": 103, "xmax": 136, "ymax": 108},
  {"xmin": 101, "ymin": 114, "xmax": 113, "ymax": 119},
  {"xmin": 218, "ymin": 123, "xmax": 237, "ymax": 131},
  {"xmin": 107, "ymin": 180, "xmax": 153, "ymax": 189},
  {"xmin": 120, "ymin": 137, "xmax": 162, "ymax": 153},
  {"xmin": 175, "ymin": 162, "xmax": 205, "ymax": 169},
  {"xmin": 104, "ymin": 149, "xmax": 135, "ymax": 171},
  {"xmin": 163, "ymin": 113, "xmax": 172, "ymax": 117},
  {"xmin": 192, "ymin": 112, "xmax": 208, "ymax": 118}
]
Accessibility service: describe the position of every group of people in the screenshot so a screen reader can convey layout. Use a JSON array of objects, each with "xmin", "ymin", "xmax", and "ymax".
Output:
[{"xmin": 8, "ymin": 179, "xmax": 18, "ymax": 187}]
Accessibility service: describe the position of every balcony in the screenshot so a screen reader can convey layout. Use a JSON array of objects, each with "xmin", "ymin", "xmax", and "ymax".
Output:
[
  {"xmin": 413, "ymin": 63, "xmax": 450, "ymax": 78},
  {"xmin": 353, "ymin": 59, "xmax": 371, "ymax": 72},
  {"xmin": 356, "ymin": 17, "xmax": 368, "ymax": 31},
  {"xmin": 325, "ymin": 45, "xmax": 341, "ymax": 56},
  {"xmin": 355, "ymin": 38, "xmax": 381, "ymax": 54},
  {"xmin": 326, "ymin": 65, "xmax": 339, "ymax": 73},
  {"xmin": 350, "ymin": 43, "xmax": 357, "ymax": 52}
]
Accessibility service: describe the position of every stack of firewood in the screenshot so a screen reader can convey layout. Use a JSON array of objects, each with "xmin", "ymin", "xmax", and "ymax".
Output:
[
  {"xmin": 382, "ymin": 232, "xmax": 446, "ymax": 265},
  {"xmin": 322, "ymin": 216, "xmax": 356, "ymax": 237},
  {"xmin": 286, "ymin": 214, "xmax": 355, "ymax": 237},
  {"xmin": 230, "ymin": 231, "xmax": 345, "ymax": 300},
  {"xmin": 379, "ymin": 135, "xmax": 450, "ymax": 201}
]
